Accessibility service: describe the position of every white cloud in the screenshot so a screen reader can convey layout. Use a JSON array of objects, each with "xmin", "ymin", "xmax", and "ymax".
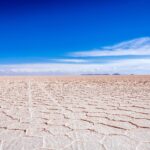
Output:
[
  {"xmin": 50, "ymin": 58, "xmax": 87, "ymax": 63},
  {"xmin": 0, "ymin": 58, "xmax": 150, "ymax": 75},
  {"xmin": 1, "ymin": 37, "xmax": 150, "ymax": 75},
  {"xmin": 71, "ymin": 37, "xmax": 150, "ymax": 57}
]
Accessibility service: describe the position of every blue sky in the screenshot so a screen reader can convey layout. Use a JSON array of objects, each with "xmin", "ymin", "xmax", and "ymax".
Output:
[{"xmin": 0, "ymin": 0, "xmax": 150, "ymax": 74}]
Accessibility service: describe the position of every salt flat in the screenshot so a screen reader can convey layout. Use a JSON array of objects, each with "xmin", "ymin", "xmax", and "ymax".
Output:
[{"xmin": 0, "ymin": 76, "xmax": 150, "ymax": 150}]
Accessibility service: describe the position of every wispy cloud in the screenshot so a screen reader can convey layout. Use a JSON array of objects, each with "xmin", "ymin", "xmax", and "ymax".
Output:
[
  {"xmin": 49, "ymin": 58, "xmax": 87, "ymax": 63},
  {"xmin": 70, "ymin": 37, "xmax": 150, "ymax": 57},
  {"xmin": 0, "ymin": 58, "xmax": 150, "ymax": 75},
  {"xmin": 0, "ymin": 37, "xmax": 150, "ymax": 75}
]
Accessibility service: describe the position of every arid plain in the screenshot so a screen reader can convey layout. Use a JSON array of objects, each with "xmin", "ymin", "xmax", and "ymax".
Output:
[{"xmin": 0, "ymin": 76, "xmax": 150, "ymax": 150}]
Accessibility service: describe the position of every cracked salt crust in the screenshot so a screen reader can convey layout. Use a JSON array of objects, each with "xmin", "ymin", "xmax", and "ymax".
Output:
[{"xmin": 0, "ymin": 76, "xmax": 150, "ymax": 150}]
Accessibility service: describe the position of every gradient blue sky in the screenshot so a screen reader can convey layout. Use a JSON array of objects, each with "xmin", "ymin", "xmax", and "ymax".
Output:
[{"xmin": 0, "ymin": 0, "xmax": 150, "ymax": 74}]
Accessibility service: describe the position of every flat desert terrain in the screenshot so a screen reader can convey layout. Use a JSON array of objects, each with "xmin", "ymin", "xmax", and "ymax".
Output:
[{"xmin": 0, "ymin": 76, "xmax": 150, "ymax": 150}]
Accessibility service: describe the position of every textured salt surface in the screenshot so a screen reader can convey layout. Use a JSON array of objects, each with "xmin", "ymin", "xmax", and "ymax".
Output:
[{"xmin": 0, "ymin": 76, "xmax": 150, "ymax": 150}]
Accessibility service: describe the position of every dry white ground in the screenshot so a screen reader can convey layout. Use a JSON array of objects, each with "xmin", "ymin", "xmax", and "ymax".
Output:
[{"xmin": 0, "ymin": 76, "xmax": 150, "ymax": 150}]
